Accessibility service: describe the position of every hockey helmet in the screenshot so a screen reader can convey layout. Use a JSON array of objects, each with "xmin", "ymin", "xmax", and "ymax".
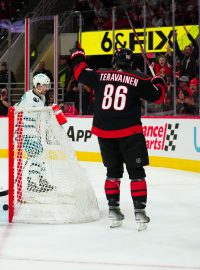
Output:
[
  {"xmin": 112, "ymin": 48, "xmax": 133, "ymax": 68},
  {"xmin": 33, "ymin": 73, "xmax": 51, "ymax": 88}
]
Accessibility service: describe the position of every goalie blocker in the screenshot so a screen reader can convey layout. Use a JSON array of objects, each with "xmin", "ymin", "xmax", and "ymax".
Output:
[{"xmin": 8, "ymin": 106, "xmax": 99, "ymax": 224}]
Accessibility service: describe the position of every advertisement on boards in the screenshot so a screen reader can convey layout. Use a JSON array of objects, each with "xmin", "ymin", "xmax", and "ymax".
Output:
[{"xmin": 0, "ymin": 116, "xmax": 199, "ymax": 170}]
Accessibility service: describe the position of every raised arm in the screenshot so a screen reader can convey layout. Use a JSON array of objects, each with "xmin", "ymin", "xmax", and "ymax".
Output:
[{"xmin": 70, "ymin": 45, "xmax": 100, "ymax": 90}]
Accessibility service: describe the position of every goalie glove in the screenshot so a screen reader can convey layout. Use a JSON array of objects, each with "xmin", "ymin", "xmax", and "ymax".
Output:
[{"xmin": 52, "ymin": 104, "xmax": 67, "ymax": 126}]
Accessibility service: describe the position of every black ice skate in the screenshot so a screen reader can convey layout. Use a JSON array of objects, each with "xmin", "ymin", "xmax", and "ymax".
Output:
[
  {"xmin": 135, "ymin": 209, "xmax": 150, "ymax": 231},
  {"xmin": 109, "ymin": 206, "xmax": 125, "ymax": 228}
]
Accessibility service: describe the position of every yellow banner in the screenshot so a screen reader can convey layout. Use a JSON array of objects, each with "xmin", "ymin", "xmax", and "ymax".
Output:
[{"xmin": 81, "ymin": 25, "xmax": 199, "ymax": 55}]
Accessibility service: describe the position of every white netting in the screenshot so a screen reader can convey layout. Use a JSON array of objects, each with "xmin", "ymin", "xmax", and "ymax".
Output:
[{"xmin": 12, "ymin": 107, "xmax": 99, "ymax": 223}]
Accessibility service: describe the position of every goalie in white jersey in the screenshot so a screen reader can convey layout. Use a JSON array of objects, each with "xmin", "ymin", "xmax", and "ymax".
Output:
[
  {"xmin": 18, "ymin": 73, "xmax": 50, "ymax": 108},
  {"xmin": 16, "ymin": 73, "xmax": 54, "ymax": 192}
]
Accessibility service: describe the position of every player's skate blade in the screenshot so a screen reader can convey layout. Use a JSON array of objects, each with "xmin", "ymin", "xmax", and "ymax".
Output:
[
  {"xmin": 110, "ymin": 219, "xmax": 123, "ymax": 228},
  {"xmin": 109, "ymin": 206, "xmax": 124, "ymax": 228},
  {"xmin": 138, "ymin": 223, "xmax": 147, "ymax": 231},
  {"xmin": 135, "ymin": 209, "xmax": 150, "ymax": 231}
]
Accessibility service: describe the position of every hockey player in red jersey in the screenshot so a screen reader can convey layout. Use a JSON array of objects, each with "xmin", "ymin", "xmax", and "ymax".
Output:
[{"xmin": 71, "ymin": 45, "xmax": 166, "ymax": 230}]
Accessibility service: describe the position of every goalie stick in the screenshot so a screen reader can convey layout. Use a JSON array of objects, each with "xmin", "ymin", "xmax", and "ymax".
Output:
[{"xmin": 0, "ymin": 189, "xmax": 8, "ymax": 197}]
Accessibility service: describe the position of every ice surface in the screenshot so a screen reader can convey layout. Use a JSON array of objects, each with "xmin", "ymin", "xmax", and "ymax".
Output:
[{"xmin": 0, "ymin": 159, "xmax": 200, "ymax": 270}]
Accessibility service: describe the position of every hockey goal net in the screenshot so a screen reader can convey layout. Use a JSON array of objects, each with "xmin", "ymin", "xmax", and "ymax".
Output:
[{"xmin": 8, "ymin": 106, "xmax": 99, "ymax": 223}]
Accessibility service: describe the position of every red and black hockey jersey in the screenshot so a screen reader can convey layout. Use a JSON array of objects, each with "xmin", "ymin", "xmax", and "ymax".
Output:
[{"xmin": 71, "ymin": 50, "xmax": 165, "ymax": 138}]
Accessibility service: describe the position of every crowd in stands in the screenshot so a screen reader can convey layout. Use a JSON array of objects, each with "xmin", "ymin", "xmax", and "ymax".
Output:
[
  {"xmin": 0, "ymin": 0, "xmax": 42, "ymax": 21},
  {"xmin": 0, "ymin": 61, "xmax": 15, "ymax": 116},
  {"xmin": 0, "ymin": 61, "xmax": 16, "ymax": 89},
  {"xmin": 0, "ymin": 37, "xmax": 199, "ymax": 116},
  {"xmin": 147, "ymin": 24, "xmax": 199, "ymax": 115},
  {"xmin": 0, "ymin": 0, "xmax": 32, "ymax": 40},
  {"xmin": 0, "ymin": 0, "xmax": 19, "ymax": 20},
  {"xmin": 72, "ymin": 0, "xmax": 198, "ymax": 31},
  {"xmin": 59, "ymin": 19, "xmax": 199, "ymax": 116},
  {"xmin": 0, "ymin": 0, "xmax": 199, "ymax": 116},
  {"xmin": 1, "ymin": 0, "xmax": 199, "ymax": 30}
]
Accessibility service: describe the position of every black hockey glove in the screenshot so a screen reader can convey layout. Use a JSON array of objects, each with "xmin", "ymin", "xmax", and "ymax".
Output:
[
  {"xmin": 151, "ymin": 75, "xmax": 166, "ymax": 87},
  {"xmin": 70, "ymin": 41, "xmax": 85, "ymax": 59}
]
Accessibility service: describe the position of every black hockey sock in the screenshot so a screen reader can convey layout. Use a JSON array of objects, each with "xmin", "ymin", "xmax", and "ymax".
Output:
[
  {"xmin": 104, "ymin": 178, "xmax": 121, "ymax": 207},
  {"xmin": 130, "ymin": 179, "xmax": 147, "ymax": 209}
]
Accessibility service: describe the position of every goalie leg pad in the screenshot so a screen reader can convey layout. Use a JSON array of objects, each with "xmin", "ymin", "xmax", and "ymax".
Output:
[{"xmin": 23, "ymin": 135, "xmax": 43, "ymax": 158}]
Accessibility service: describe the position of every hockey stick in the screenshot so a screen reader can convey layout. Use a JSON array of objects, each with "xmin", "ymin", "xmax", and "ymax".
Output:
[
  {"xmin": 123, "ymin": 6, "xmax": 155, "ymax": 76},
  {"xmin": 0, "ymin": 189, "xmax": 8, "ymax": 197}
]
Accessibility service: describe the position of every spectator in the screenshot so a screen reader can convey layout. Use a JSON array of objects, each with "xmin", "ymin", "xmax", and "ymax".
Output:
[
  {"xmin": 0, "ymin": 61, "xmax": 16, "ymax": 89},
  {"xmin": 86, "ymin": 86, "xmax": 95, "ymax": 115},
  {"xmin": 0, "ymin": 87, "xmax": 9, "ymax": 116},
  {"xmin": 129, "ymin": 12, "xmax": 143, "ymax": 28},
  {"xmin": 92, "ymin": 0, "xmax": 108, "ymax": 19},
  {"xmin": 65, "ymin": 77, "xmax": 79, "ymax": 111},
  {"xmin": 150, "ymin": 8, "xmax": 166, "ymax": 27},
  {"xmin": 66, "ymin": 103, "xmax": 78, "ymax": 115},
  {"xmin": 101, "ymin": 0, "xmax": 118, "ymax": 8},
  {"xmin": 176, "ymin": 89, "xmax": 190, "ymax": 114},
  {"xmin": 183, "ymin": 3, "xmax": 198, "ymax": 25},
  {"xmin": 58, "ymin": 57, "xmax": 71, "ymax": 89},
  {"xmin": 177, "ymin": 76, "xmax": 191, "ymax": 96},
  {"xmin": 73, "ymin": 0, "xmax": 91, "ymax": 11},
  {"xmin": 165, "ymin": 43, "xmax": 181, "ymax": 79},
  {"xmin": 0, "ymin": 0, "xmax": 18, "ymax": 19},
  {"xmin": 188, "ymin": 78, "xmax": 199, "ymax": 114},
  {"xmin": 183, "ymin": 94, "xmax": 199, "ymax": 115},
  {"xmin": 189, "ymin": 78, "xmax": 199, "ymax": 100},
  {"xmin": 87, "ymin": 94, "xmax": 95, "ymax": 114},
  {"xmin": 65, "ymin": 77, "xmax": 90, "ymax": 114},
  {"xmin": 0, "ymin": 1, "xmax": 11, "ymax": 19},
  {"xmin": 163, "ymin": 75, "xmax": 174, "ymax": 113},
  {"xmin": 73, "ymin": 0, "xmax": 95, "ymax": 30},
  {"xmin": 33, "ymin": 61, "xmax": 53, "ymax": 84},
  {"xmin": 81, "ymin": 83, "xmax": 92, "ymax": 114},
  {"xmin": 175, "ymin": 26, "xmax": 199, "ymax": 79},
  {"xmin": 93, "ymin": 15, "xmax": 105, "ymax": 30},
  {"xmin": 151, "ymin": 54, "xmax": 172, "ymax": 77},
  {"xmin": 176, "ymin": 77, "xmax": 199, "ymax": 115},
  {"xmin": 59, "ymin": 102, "xmax": 78, "ymax": 115}
]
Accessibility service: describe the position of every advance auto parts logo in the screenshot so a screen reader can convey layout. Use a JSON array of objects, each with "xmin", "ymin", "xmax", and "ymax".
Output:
[{"xmin": 143, "ymin": 123, "xmax": 179, "ymax": 151}]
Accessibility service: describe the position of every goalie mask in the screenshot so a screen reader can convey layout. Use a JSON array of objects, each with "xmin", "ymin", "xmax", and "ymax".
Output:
[
  {"xmin": 33, "ymin": 73, "xmax": 51, "ymax": 89},
  {"xmin": 112, "ymin": 48, "xmax": 134, "ymax": 69}
]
